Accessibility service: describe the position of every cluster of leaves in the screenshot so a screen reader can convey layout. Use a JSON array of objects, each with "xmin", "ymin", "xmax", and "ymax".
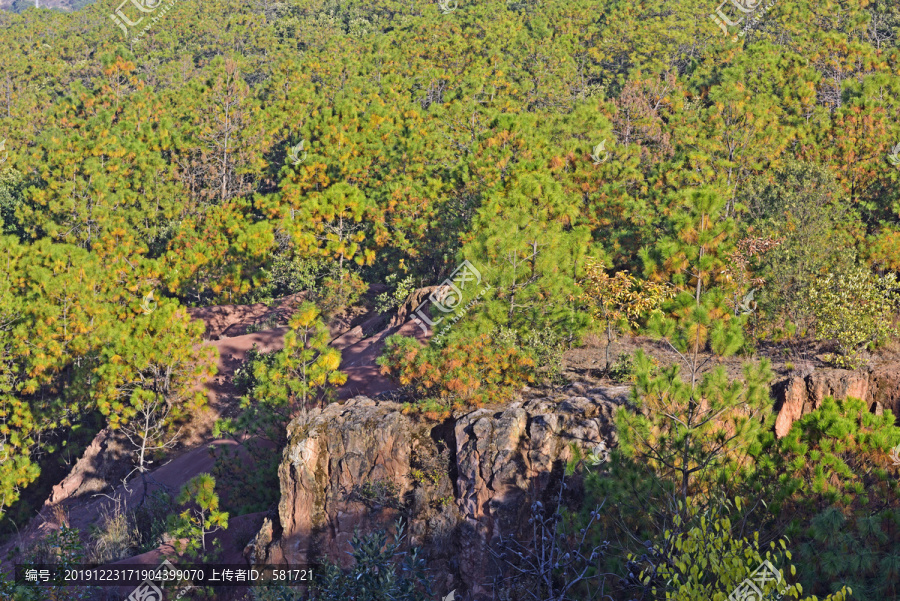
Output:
[
  {"xmin": 220, "ymin": 302, "xmax": 347, "ymax": 446},
  {"xmin": 0, "ymin": 525, "xmax": 98, "ymax": 600},
  {"xmin": 377, "ymin": 333, "xmax": 535, "ymax": 408},
  {"xmin": 634, "ymin": 500, "xmax": 851, "ymax": 601},
  {"xmin": 753, "ymin": 396, "xmax": 900, "ymax": 510},
  {"xmin": 166, "ymin": 473, "xmax": 229, "ymax": 561},
  {"xmin": 808, "ymin": 266, "xmax": 900, "ymax": 368},
  {"xmin": 580, "ymin": 259, "xmax": 674, "ymax": 371}
]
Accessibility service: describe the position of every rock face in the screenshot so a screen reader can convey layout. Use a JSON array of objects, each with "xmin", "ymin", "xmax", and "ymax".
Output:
[
  {"xmin": 249, "ymin": 388, "xmax": 626, "ymax": 598},
  {"xmin": 773, "ymin": 363, "xmax": 900, "ymax": 437}
]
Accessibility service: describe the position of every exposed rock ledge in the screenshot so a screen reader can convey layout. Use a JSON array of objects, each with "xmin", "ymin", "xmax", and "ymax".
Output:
[
  {"xmin": 246, "ymin": 388, "xmax": 627, "ymax": 598},
  {"xmin": 773, "ymin": 362, "xmax": 900, "ymax": 437}
]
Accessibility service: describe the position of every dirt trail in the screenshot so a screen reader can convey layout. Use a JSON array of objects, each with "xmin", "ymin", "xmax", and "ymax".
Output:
[{"xmin": 1, "ymin": 292, "xmax": 430, "ymax": 575}]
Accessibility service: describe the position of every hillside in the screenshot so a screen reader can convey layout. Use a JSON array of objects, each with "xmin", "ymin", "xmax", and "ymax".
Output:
[{"xmin": 2, "ymin": 0, "xmax": 900, "ymax": 599}]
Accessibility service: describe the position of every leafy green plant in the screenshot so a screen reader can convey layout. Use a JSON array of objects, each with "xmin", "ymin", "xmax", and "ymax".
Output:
[
  {"xmin": 607, "ymin": 352, "xmax": 635, "ymax": 383},
  {"xmin": 809, "ymin": 265, "xmax": 900, "ymax": 368},
  {"xmin": 232, "ymin": 345, "xmax": 279, "ymax": 395},
  {"xmin": 2, "ymin": 524, "xmax": 97, "ymax": 601},
  {"xmin": 495, "ymin": 325, "xmax": 568, "ymax": 385},
  {"xmin": 791, "ymin": 507, "xmax": 900, "ymax": 601},
  {"xmin": 209, "ymin": 442, "xmax": 281, "ymax": 516},
  {"xmin": 133, "ymin": 489, "xmax": 176, "ymax": 553},
  {"xmin": 754, "ymin": 396, "xmax": 900, "ymax": 510},
  {"xmin": 633, "ymin": 500, "xmax": 852, "ymax": 601},
  {"xmin": 311, "ymin": 521, "xmax": 432, "ymax": 601},
  {"xmin": 166, "ymin": 474, "xmax": 229, "ymax": 561},
  {"xmin": 314, "ymin": 272, "xmax": 369, "ymax": 318},
  {"xmin": 580, "ymin": 259, "xmax": 674, "ymax": 372},
  {"xmin": 376, "ymin": 273, "xmax": 417, "ymax": 314}
]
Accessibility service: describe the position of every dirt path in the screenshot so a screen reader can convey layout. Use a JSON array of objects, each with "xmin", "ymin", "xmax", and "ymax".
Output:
[{"xmin": 1, "ymin": 293, "xmax": 431, "ymax": 574}]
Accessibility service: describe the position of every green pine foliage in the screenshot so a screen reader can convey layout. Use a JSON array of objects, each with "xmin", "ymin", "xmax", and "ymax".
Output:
[{"xmin": 1, "ymin": 0, "xmax": 900, "ymax": 597}]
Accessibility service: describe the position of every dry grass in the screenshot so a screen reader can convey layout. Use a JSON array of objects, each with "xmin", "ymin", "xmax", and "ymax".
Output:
[{"xmin": 87, "ymin": 495, "xmax": 140, "ymax": 564}]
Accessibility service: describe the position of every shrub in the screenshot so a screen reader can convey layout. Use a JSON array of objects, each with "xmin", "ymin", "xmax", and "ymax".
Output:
[
  {"xmin": 352, "ymin": 479, "xmax": 403, "ymax": 510},
  {"xmin": 740, "ymin": 160, "xmax": 856, "ymax": 337},
  {"xmin": 634, "ymin": 500, "xmax": 852, "ymax": 601},
  {"xmin": 607, "ymin": 352, "xmax": 635, "ymax": 383},
  {"xmin": 166, "ymin": 474, "xmax": 229, "ymax": 561},
  {"xmin": 232, "ymin": 345, "xmax": 279, "ymax": 394},
  {"xmin": 808, "ymin": 265, "xmax": 900, "ymax": 368},
  {"xmin": 314, "ymin": 272, "xmax": 369, "ymax": 318},
  {"xmin": 210, "ymin": 439, "xmax": 281, "ymax": 516},
  {"xmin": 2, "ymin": 525, "xmax": 97, "ymax": 601},
  {"xmin": 133, "ymin": 489, "xmax": 176, "ymax": 553},
  {"xmin": 378, "ymin": 333, "xmax": 535, "ymax": 408},
  {"xmin": 311, "ymin": 521, "xmax": 432, "ymax": 601},
  {"xmin": 495, "ymin": 325, "xmax": 568, "ymax": 385},
  {"xmin": 375, "ymin": 273, "xmax": 417, "ymax": 314},
  {"xmin": 491, "ymin": 488, "xmax": 609, "ymax": 601}
]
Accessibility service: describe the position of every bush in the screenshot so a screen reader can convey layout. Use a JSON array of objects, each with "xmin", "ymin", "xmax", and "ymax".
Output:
[
  {"xmin": 314, "ymin": 272, "xmax": 369, "ymax": 318},
  {"xmin": 607, "ymin": 352, "xmax": 635, "ymax": 383},
  {"xmin": 375, "ymin": 273, "xmax": 417, "ymax": 314},
  {"xmin": 133, "ymin": 489, "xmax": 176, "ymax": 553},
  {"xmin": 377, "ymin": 333, "xmax": 535, "ymax": 407},
  {"xmin": 166, "ymin": 474, "xmax": 229, "ymax": 561},
  {"xmin": 809, "ymin": 265, "xmax": 900, "ymax": 368},
  {"xmin": 250, "ymin": 523, "xmax": 432, "ymax": 601},
  {"xmin": 352, "ymin": 479, "xmax": 403, "ymax": 510},
  {"xmin": 2, "ymin": 525, "xmax": 97, "ymax": 601},
  {"xmin": 495, "ymin": 325, "xmax": 568, "ymax": 385},
  {"xmin": 635, "ymin": 500, "xmax": 852, "ymax": 601},
  {"xmin": 232, "ymin": 345, "xmax": 279, "ymax": 394},
  {"xmin": 210, "ymin": 441, "xmax": 281, "ymax": 516},
  {"xmin": 740, "ymin": 160, "xmax": 857, "ymax": 337},
  {"xmin": 311, "ymin": 521, "xmax": 432, "ymax": 601}
]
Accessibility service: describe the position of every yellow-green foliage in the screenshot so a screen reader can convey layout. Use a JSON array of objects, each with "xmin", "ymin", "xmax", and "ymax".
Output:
[
  {"xmin": 637, "ymin": 501, "xmax": 851, "ymax": 601},
  {"xmin": 809, "ymin": 266, "xmax": 900, "ymax": 368},
  {"xmin": 378, "ymin": 333, "xmax": 535, "ymax": 407},
  {"xmin": 167, "ymin": 473, "xmax": 229, "ymax": 560}
]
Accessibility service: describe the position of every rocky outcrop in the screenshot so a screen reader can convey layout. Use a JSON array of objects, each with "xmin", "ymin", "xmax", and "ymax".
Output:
[
  {"xmin": 773, "ymin": 362, "xmax": 900, "ymax": 437},
  {"xmin": 47, "ymin": 428, "xmax": 132, "ymax": 505},
  {"xmin": 248, "ymin": 388, "xmax": 627, "ymax": 598}
]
